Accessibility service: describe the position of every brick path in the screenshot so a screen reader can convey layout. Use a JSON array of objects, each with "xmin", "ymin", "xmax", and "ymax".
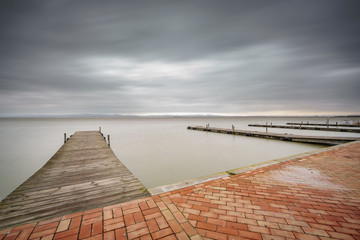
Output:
[{"xmin": 1, "ymin": 142, "xmax": 359, "ymax": 240}]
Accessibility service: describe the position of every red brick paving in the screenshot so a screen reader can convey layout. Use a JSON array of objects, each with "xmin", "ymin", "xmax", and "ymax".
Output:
[{"xmin": 1, "ymin": 142, "xmax": 359, "ymax": 240}]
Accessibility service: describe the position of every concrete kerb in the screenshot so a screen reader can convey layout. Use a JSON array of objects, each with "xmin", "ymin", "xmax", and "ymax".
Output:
[
  {"xmin": 148, "ymin": 172, "xmax": 229, "ymax": 195},
  {"xmin": 149, "ymin": 140, "xmax": 360, "ymax": 195}
]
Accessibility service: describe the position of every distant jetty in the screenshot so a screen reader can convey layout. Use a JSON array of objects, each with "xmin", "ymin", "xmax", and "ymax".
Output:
[
  {"xmin": 187, "ymin": 126, "xmax": 360, "ymax": 145},
  {"xmin": 287, "ymin": 122, "xmax": 360, "ymax": 127},
  {"xmin": 248, "ymin": 124, "xmax": 360, "ymax": 133}
]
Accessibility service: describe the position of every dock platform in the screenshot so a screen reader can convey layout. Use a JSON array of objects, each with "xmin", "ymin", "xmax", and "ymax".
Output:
[
  {"xmin": 249, "ymin": 124, "xmax": 360, "ymax": 133},
  {"xmin": 188, "ymin": 126, "xmax": 360, "ymax": 145},
  {"xmin": 0, "ymin": 131, "xmax": 150, "ymax": 229}
]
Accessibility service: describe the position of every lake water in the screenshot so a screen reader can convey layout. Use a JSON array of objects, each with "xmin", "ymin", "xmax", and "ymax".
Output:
[{"xmin": 1, "ymin": 116, "xmax": 359, "ymax": 200}]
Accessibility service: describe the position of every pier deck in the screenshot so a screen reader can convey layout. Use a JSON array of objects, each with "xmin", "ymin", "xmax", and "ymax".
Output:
[
  {"xmin": 249, "ymin": 124, "xmax": 360, "ymax": 133},
  {"xmin": 0, "ymin": 131, "xmax": 150, "ymax": 229},
  {"xmin": 188, "ymin": 126, "xmax": 360, "ymax": 145}
]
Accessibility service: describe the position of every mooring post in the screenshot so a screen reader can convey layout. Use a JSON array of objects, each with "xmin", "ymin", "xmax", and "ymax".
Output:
[
  {"xmin": 99, "ymin": 126, "xmax": 101, "ymax": 133},
  {"xmin": 64, "ymin": 133, "xmax": 67, "ymax": 143},
  {"xmin": 266, "ymin": 122, "xmax": 268, "ymax": 133},
  {"xmin": 107, "ymin": 135, "xmax": 110, "ymax": 146}
]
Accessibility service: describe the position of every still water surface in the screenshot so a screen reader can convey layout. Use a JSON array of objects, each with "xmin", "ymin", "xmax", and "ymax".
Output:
[{"xmin": 1, "ymin": 116, "xmax": 359, "ymax": 200}]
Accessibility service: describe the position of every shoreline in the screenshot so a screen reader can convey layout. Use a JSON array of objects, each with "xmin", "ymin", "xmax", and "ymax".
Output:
[{"xmin": 149, "ymin": 140, "xmax": 357, "ymax": 195}]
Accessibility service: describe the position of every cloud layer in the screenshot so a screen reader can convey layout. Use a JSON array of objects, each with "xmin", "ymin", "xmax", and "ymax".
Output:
[{"xmin": 1, "ymin": 0, "xmax": 359, "ymax": 116}]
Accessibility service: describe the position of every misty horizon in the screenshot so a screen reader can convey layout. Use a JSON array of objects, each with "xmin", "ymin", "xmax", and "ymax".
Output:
[{"xmin": 1, "ymin": 113, "xmax": 360, "ymax": 119}]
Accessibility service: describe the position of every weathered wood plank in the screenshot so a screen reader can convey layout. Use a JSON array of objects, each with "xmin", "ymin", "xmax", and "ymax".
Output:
[{"xmin": 0, "ymin": 130, "xmax": 150, "ymax": 229}]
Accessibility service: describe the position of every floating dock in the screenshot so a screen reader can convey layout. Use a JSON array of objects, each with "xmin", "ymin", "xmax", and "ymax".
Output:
[
  {"xmin": 0, "ymin": 131, "xmax": 150, "ymax": 229},
  {"xmin": 188, "ymin": 126, "xmax": 360, "ymax": 145},
  {"xmin": 248, "ymin": 124, "xmax": 360, "ymax": 133}
]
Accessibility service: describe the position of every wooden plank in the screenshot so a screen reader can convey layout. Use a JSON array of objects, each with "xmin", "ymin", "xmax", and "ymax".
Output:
[
  {"xmin": 0, "ymin": 131, "xmax": 150, "ymax": 229},
  {"xmin": 188, "ymin": 126, "xmax": 360, "ymax": 145},
  {"xmin": 248, "ymin": 124, "xmax": 360, "ymax": 133}
]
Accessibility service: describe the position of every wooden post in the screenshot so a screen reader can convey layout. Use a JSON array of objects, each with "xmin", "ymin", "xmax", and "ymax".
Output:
[
  {"xmin": 266, "ymin": 122, "xmax": 268, "ymax": 133},
  {"xmin": 107, "ymin": 135, "xmax": 110, "ymax": 146},
  {"xmin": 64, "ymin": 133, "xmax": 67, "ymax": 143},
  {"xmin": 99, "ymin": 127, "xmax": 101, "ymax": 133}
]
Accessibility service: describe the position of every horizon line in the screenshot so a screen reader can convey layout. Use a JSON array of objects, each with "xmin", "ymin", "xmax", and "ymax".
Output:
[{"xmin": 1, "ymin": 113, "xmax": 360, "ymax": 118}]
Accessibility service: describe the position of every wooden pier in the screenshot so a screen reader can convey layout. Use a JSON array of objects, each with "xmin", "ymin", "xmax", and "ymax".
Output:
[
  {"xmin": 248, "ymin": 124, "xmax": 360, "ymax": 133},
  {"xmin": 287, "ymin": 122, "xmax": 360, "ymax": 127},
  {"xmin": 0, "ymin": 131, "xmax": 150, "ymax": 229},
  {"xmin": 188, "ymin": 126, "xmax": 360, "ymax": 145}
]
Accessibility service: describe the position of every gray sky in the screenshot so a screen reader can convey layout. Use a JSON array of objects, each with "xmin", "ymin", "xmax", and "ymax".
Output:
[{"xmin": 1, "ymin": 0, "xmax": 359, "ymax": 116}]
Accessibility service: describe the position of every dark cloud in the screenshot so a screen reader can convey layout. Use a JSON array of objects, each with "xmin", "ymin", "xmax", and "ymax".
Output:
[{"xmin": 0, "ymin": 0, "xmax": 359, "ymax": 116}]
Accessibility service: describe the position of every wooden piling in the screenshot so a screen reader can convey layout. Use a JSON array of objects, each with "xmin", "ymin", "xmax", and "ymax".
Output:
[
  {"xmin": 266, "ymin": 122, "xmax": 268, "ymax": 133},
  {"xmin": 107, "ymin": 134, "xmax": 110, "ymax": 146},
  {"xmin": 64, "ymin": 133, "xmax": 66, "ymax": 143}
]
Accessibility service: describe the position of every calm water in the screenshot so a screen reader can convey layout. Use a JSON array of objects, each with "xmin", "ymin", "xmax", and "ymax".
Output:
[{"xmin": 1, "ymin": 116, "xmax": 359, "ymax": 200}]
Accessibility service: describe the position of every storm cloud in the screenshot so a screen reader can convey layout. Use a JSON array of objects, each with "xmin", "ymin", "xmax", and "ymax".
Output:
[{"xmin": 0, "ymin": 0, "xmax": 359, "ymax": 116}]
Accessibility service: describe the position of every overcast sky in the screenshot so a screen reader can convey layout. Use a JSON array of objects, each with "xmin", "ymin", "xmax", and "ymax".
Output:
[{"xmin": 0, "ymin": 0, "xmax": 359, "ymax": 117}]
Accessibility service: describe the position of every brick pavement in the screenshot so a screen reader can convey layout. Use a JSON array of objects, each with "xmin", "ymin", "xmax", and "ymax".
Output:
[{"xmin": 1, "ymin": 141, "xmax": 359, "ymax": 240}]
